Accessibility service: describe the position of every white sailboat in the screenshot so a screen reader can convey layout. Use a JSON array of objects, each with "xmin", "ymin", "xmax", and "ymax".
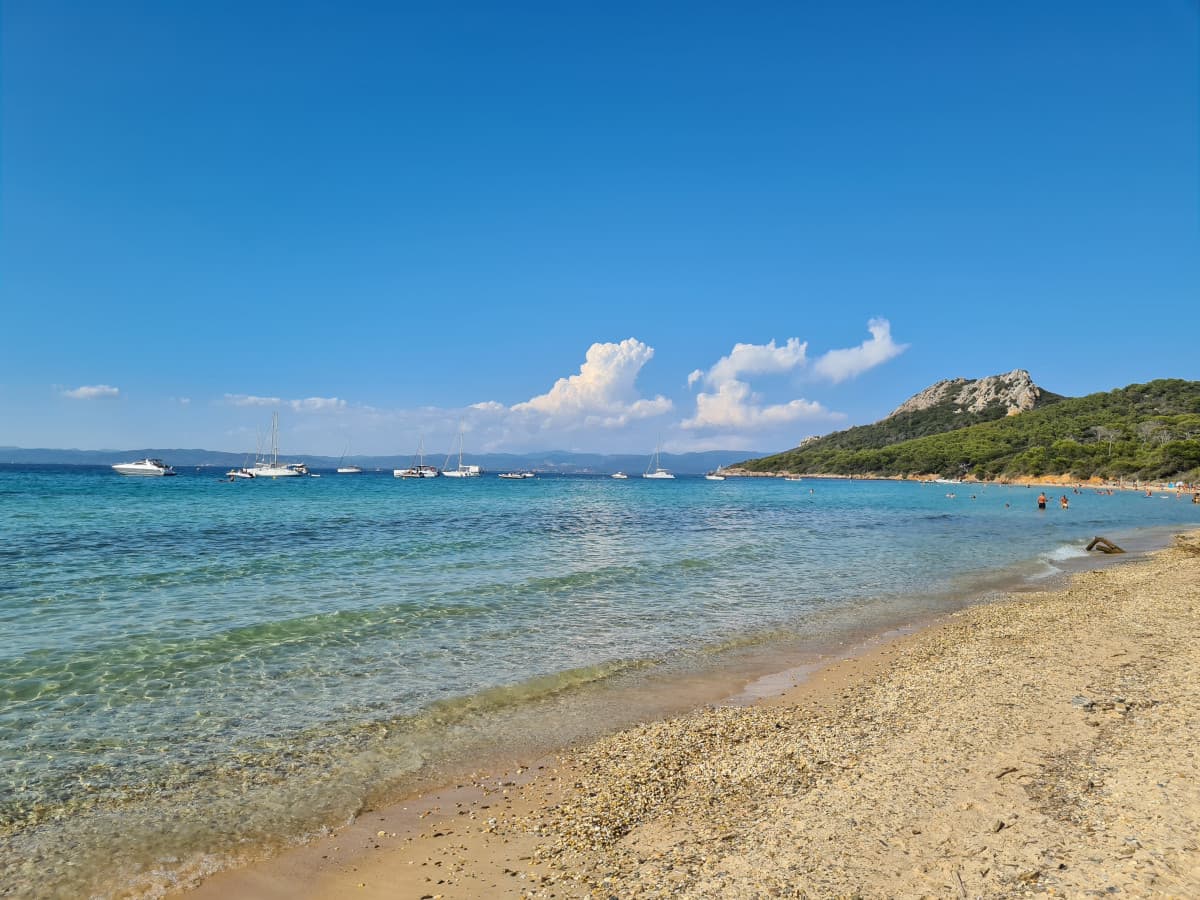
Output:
[
  {"xmin": 441, "ymin": 426, "xmax": 481, "ymax": 478},
  {"xmin": 336, "ymin": 441, "xmax": 362, "ymax": 474},
  {"xmin": 642, "ymin": 440, "xmax": 675, "ymax": 479},
  {"xmin": 394, "ymin": 438, "xmax": 440, "ymax": 478},
  {"xmin": 250, "ymin": 413, "xmax": 304, "ymax": 477},
  {"xmin": 705, "ymin": 467, "xmax": 727, "ymax": 481}
]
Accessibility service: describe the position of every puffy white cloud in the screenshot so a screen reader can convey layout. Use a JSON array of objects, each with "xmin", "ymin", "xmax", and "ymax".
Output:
[
  {"xmin": 224, "ymin": 393, "xmax": 345, "ymax": 413},
  {"xmin": 510, "ymin": 338, "xmax": 672, "ymax": 428},
  {"xmin": 683, "ymin": 338, "xmax": 825, "ymax": 430},
  {"xmin": 685, "ymin": 379, "xmax": 831, "ymax": 430},
  {"xmin": 706, "ymin": 338, "xmax": 808, "ymax": 386},
  {"xmin": 62, "ymin": 384, "xmax": 119, "ymax": 400},
  {"xmin": 811, "ymin": 318, "xmax": 908, "ymax": 384}
]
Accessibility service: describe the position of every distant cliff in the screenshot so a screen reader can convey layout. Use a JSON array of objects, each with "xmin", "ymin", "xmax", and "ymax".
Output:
[{"xmin": 886, "ymin": 369, "xmax": 1046, "ymax": 419}]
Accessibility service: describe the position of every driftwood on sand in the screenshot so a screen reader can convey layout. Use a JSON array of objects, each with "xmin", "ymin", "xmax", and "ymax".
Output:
[{"xmin": 1087, "ymin": 535, "xmax": 1125, "ymax": 553}]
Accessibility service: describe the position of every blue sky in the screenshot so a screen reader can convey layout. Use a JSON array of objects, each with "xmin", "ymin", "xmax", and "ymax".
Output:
[{"xmin": 1, "ymin": 1, "xmax": 1196, "ymax": 456}]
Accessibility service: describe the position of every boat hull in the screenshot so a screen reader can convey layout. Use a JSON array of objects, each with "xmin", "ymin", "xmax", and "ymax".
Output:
[
  {"xmin": 250, "ymin": 465, "xmax": 301, "ymax": 478},
  {"xmin": 394, "ymin": 466, "xmax": 440, "ymax": 478}
]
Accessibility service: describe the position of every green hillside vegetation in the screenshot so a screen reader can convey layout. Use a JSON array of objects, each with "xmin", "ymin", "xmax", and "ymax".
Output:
[
  {"xmin": 741, "ymin": 379, "xmax": 1200, "ymax": 482},
  {"xmin": 786, "ymin": 388, "xmax": 1065, "ymax": 454}
]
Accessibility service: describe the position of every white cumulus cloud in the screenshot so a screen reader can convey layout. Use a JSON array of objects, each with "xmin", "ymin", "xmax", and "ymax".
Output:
[
  {"xmin": 706, "ymin": 338, "xmax": 808, "ymax": 386},
  {"xmin": 62, "ymin": 384, "xmax": 119, "ymax": 400},
  {"xmin": 683, "ymin": 338, "xmax": 826, "ymax": 430},
  {"xmin": 509, "ymin": 338, "xmax": 672, "ymax": 428},
  {"xmin": 811, "ymin": 318, "xmax": 908, "ymax": 384}
]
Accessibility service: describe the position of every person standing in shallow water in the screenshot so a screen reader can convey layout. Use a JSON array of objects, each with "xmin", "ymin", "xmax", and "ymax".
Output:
[
  {"xmin": 1060, "ymin": 495, "xmax": 1069, "ymax": 510},
  {"xmin": 1037, "ymin": 492, "xmax": 1047, "ymax": 510}
]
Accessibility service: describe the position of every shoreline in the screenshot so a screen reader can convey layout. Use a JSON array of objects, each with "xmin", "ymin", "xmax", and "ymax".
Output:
[
  {"xmin": 185, "ymin": 530, "xmax": 1200, "ymax": 898},
  {"xmin": 724, "ymin": 469, "xmax": 1196, "ymax": 493}
]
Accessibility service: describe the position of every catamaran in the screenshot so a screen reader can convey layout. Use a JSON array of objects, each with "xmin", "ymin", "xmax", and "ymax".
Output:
[
  {"xmin": 250, "ymin": 412, "xmax": 305, "ymax": 477},
  {"xmin": 394, "ymin": 438, "xmax": 440, "ymax": 478}
]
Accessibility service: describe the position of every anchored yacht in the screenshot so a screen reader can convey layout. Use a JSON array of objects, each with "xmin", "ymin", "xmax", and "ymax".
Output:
[{"xmin": 112, "ymin": 458, "xmax": 176, "ymax": 477}]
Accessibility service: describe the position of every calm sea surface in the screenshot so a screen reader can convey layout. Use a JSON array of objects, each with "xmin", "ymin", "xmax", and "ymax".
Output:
[{"xmin": 2, "ymin": 465, "xmax": 1197, "ymax": 897}]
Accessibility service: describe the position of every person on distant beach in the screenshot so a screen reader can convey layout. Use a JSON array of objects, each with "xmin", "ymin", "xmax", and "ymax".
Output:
[
  {"xmin": 1037, "ymin": 492, "xmax": 1047, "ymax": 510},
  {"xmin": 1060, "ymin": 495, "xmax": 1069, "ymax": 510}
]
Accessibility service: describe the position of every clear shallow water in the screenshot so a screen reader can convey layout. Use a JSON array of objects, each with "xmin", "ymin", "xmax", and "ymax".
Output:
[{"xmin": 1, "ymin": 466, "xmax": 1197, "ymax": 897}]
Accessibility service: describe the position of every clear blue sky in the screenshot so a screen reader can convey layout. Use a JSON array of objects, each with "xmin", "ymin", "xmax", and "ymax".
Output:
[{"xmin": 2, "ymin": 1, "xmax": 1196, "ymax": 456}]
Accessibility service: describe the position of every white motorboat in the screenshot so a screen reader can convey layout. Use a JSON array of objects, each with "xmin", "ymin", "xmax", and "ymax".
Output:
[
  {"xmin": 441, "ymin": 426, "xmax": 482, "ymax": 478},
  {"xmin": 394, "ymin": 438, "xmax": 440, "ymax": 478},
  {"xmin": 642, "ymin": 441, "xmax": 675, "ymax": 479},
  {"xmin": 611, "ymin": 472, "xmax": 629, "ymax": 479},
  {"xmin": 498, "ymin": 471, "xmax": 535, "ymax": 479},
  {"xmin": 226, "ymin": 468, "xmax": 256, "ymax": 479},
  {"xmin": 249, "ymin": 414, "xmax": 305, "ymax": 477},
  {"xmin": 704, "ymin": 472, "xmax": 726, "ymax": 481},
  {"xmin": 112, "ymin": 458, "xmax": 176, "ymax": 477}
]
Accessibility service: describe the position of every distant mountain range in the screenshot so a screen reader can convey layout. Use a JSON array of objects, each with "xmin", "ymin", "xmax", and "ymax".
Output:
[
  {"xmin": 736, "ymin": 373, "xmax": 1200, "ymax": 482},
  {"xmin": 0, "ymin": 447, "xmax": 763, "ymax": 476}
]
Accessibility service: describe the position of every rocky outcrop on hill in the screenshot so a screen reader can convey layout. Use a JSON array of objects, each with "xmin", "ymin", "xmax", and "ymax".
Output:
[{"xmin": 887, "ymin": 369, "xmax": 1043, "ymax": 420}]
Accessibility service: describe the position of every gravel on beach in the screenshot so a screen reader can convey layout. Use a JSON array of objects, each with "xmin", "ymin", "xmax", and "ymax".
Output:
[{"xmin": 499, "ymin": 533, "xmax": 1200, "ymax": 898}]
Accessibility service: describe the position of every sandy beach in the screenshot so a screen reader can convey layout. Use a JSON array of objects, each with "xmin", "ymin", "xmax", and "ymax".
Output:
[{"xmin": 189, "ymin": 532, "xmax": 1200, "ymax": 899}]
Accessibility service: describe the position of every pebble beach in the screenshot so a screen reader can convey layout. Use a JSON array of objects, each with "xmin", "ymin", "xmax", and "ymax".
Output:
[{"xmin": 192, "ymin": 530, "xmax": 1200, "ymax": 898}]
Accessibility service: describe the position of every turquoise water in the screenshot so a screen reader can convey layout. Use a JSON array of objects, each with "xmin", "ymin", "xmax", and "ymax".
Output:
[{"xmin": 2, "ymin": 465, "xmax": 1197, "ymax": 897}]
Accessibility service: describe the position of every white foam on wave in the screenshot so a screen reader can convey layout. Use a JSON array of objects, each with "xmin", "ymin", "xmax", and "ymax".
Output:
[
  {"xmin": 1026, "ymin": 542, "xmax": 1091, "ymax": 580},
  {"xmin": 1042, "ymin": 543, "xmax": 1090, "ymax": 563}
]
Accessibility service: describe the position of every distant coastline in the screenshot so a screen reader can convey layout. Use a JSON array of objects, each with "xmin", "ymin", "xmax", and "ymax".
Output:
[{"xmin": 0, "ymin": 447, "xmax": 763, "ymax": 476}]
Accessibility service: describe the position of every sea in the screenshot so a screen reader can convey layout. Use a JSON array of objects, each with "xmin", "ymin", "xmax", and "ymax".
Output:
[{"xmin": 2, "ymin": 465, "xmax": 1197, "ymax": 898}]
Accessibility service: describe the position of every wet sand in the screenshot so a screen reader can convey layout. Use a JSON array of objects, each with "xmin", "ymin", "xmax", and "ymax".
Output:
[{"xmin": 187, "ymin": 532, "xmax": 1200, "ymax": 898}]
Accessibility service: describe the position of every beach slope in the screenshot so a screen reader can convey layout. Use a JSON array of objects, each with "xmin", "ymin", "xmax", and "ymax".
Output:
[{"xmin": 195, "ymin": 533, "xmax": 1200, "ymax": 898}]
